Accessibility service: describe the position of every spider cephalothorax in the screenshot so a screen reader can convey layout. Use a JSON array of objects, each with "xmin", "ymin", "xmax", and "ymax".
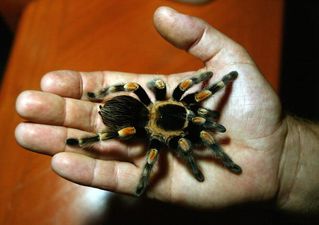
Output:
[{"xmin": 66, "ymin": 71, "xmax": 242, "ymax": 196}]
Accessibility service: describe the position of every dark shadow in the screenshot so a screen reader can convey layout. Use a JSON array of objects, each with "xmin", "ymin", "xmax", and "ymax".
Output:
[
  {"xmin": 280, "ymin": 1, "xmax": 319, "ymax": 121},
  {"xmin": 0, "ymin": 15, "xmax": 13, "ymax": 83},
  {"xmin": 82, "ymin": 191, "xmax": 318, "ymax": 225},
  {"xmin": 90, "ymin": 193, "xmax": 277, "ymax": 225}
]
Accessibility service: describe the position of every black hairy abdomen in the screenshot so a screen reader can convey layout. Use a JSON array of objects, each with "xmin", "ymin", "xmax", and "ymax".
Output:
[
  {"xmin": 156, "ymin": 104, "xmax": 187, "ymax": 131},
  {"xmin": 99, "ymin": 95, "xmax": 149, "ymax": 131}
]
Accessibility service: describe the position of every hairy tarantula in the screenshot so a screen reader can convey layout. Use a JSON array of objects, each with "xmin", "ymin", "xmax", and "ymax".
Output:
[{"xmin": 66, "ymin": 71, "xmax": 242, "ymax": 196}]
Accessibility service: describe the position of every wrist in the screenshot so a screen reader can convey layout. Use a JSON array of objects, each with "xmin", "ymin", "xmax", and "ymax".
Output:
[{"xmin": 277, "ymin": 115, "xmax": 319, "ymax": 214}]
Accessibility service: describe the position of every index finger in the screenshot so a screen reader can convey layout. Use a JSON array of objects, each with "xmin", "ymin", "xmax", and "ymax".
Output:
[
  {"xmin": 40, "ymin": 70, "xmax": 196, "ymax": 100},
  {"xmin": 40, "ymin": 70, "xmax": 143, "ymax": 99}
]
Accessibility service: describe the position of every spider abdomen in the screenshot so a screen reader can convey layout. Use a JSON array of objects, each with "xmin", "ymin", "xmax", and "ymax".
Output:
[{"xmin": 99, "ymin": 95, "xmax": 149, "ymax": 132}]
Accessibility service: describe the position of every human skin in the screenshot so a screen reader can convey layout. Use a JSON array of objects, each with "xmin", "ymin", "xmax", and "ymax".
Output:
[{"xmin": 15, "ymin": 7, "xmax": 319, "ymax": 214}]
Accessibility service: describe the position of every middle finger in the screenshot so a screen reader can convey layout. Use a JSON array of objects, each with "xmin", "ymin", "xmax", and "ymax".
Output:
[{"xmin": 16, "ymin": 90, "xmax": 102, "ymax": 133}]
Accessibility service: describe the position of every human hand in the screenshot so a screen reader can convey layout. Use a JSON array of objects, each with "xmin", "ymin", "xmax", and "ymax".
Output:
[{"xmin": 15, "ymin": 7, "xmax": 288, "ymax": 209}]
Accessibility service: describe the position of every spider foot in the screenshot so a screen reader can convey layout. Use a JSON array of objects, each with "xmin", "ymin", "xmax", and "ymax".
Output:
[
  {"xmin": 65, "ymin": 138, "xmax": 80, "ymax": 146},
  {"xmin": 136, "ymin": 147, "xmax": 160, "ymax": 196},
  {"xmin": 173, "ymin": 71, "xmax": 213, "ymax": 101},
  {"xmin": 200, "ymin": 130, "xmax": 242, "ymax": 174},
  {"xmin": 65, "ymin": 135, "xmax": 101, "ymax": 147},
  {"xmin": 210, "ymin": 142, "xmax": 242, "ymax": 174},
  {"xmin": 181, "ymin": 71, "xmax": 238, "ymax": 104},
  {"xmin": 169, "ymin": 137, "xmax": 205, "ymax": 182}
]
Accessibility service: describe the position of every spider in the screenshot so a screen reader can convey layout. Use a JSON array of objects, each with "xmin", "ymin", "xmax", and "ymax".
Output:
[{"xmin": 66, "ymin": 71, "xmax": 242, "ymax": 196}]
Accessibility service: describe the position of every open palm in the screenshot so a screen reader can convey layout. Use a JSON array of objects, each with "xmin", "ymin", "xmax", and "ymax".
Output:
[{"xmin": 15, "ymin": 7, "xmax": 287, "ymax": 209}]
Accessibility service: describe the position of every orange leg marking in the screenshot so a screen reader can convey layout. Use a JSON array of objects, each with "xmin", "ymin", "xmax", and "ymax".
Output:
[
  {"xmin": 195, "ymin": 90, "xmax": 212, "ymax": 102},
  {"xmin": 118, "ymin": 127, "xmax": 136, "ymax": 138},
  {"xmin": 124, "ymin": 82, "xmax": 139, "ymax": 91},
  {"xmin": 155, "ymin": 79, "xmax": 166, "ymax": 89},
  {"xmin": 178, "ymin": 138, "xmax": 191, "ymax": 152},
  {"xmin": 200, "ymin": 130, "xmax": 215, "ymax": 145},
  {"xmin": 192, "ymin": 117, "xmax": 206, "ymax": 125},
  {"xmin": 179, "ymin": 79, "xmax": 193, "ymax": 91},
  {"xmin": 147, "ymin": 148, "xmax": 159, "ymax": 164}
]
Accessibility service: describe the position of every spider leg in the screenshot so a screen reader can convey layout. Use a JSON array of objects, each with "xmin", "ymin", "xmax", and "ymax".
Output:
[
  {"xmin": 200, "ymin": 130, "xmax": 242, "ymax": 174},
  {"xmin": 147, "ymin": 79, "xmax": 167, "ymax": 101},
  {"xmin": 189, "ymin": 105, "xmax": 220, "ymax": 120},
  {"xmin": 87, "ymin": 82, "xmax": 151, "ymax": 106},
  {"xmin": 181, "ymin": 71, "xmax": 238, "ymax": 105},
  {"xmin": 169, "ymin": 137, "xmax": 204, "ymax": 182},
  {"xmin": 191, "ymin": 116, "xmax": 226, "ymax": 133},
  {"xmin": 66, "ymin": 127, "xmax": 136, "ymax": 148},
  {"xmin": 136, "ymin": 139, "xmax": 161, "ymax": 196},
  {"xmin": 172, "ymin": 71, "xmax": 213, "ymax": 101}
]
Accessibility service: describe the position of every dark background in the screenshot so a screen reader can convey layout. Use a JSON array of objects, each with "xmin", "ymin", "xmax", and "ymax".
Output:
[
  {"xmin": 280, "ymin": 0, "xmax": 319, "ymax": 121},
  {"xmin": 0, "ymin": 15, "xmax": 12, "ymax": 82}
]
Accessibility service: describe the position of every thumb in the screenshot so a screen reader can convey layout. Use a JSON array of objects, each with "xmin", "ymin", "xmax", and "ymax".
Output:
[{"xmin": 153, "ymin": 6, "xmax": 252, "ymax": 65}]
